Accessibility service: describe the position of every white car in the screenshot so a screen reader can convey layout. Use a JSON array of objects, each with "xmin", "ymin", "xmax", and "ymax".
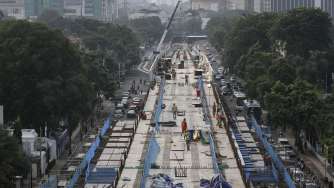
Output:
[
  {"xmin": 127, "ymin": 110, "xmax": 137, "ymax": 118},
  {"xmin": 215, "ymin": 74, "xmax": 222, "ymax": 80},
  {"xmin": 113, "ymin": 109, "xmax": 123, "ymax": 119},
  {"xmin": 230, "ymin": 76, "xmax": 236, "ymax": 82},
  {"xmin": 218, "ymin": 67, "xmax": 224, "ymax": 74},
  {"xmin": 220, "ymin": 79, "xmax": 227, "ymax": 86}
]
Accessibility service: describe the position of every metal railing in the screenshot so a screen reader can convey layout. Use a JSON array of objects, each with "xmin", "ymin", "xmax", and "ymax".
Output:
[
  {"xmin": 198, "ymin": 77, "xmax": 220, "ymax": 174},
  {"xmin": 251, "ymin": 116, "xmax": 296, "ymax": 188},
  {"xmin": 40, "ymin": 114, "xmax": 112, "ymax": 188},
  {"xmin": 140, "ymin": 78, "xmax": 164, "ymax": 188},
  {"xmin": 39, "ymin": 175, "xmax": 57, "ymax": 188}
]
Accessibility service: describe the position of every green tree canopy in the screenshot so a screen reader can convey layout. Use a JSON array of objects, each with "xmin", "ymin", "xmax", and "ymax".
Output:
[
  {"xmin": 223, "ymin": 13, "xmax": 278, "ymax": 72},
  {"xmin": 268, "ymin": 58, "xmax": 296, "ymax": 84},
  {"xmin": 129, "ymin": 16, "xmax": 164, "ymax": 45},
  {"xmin": 270, "ymin": 8, "xmax": 332, "ymax": 57},
  {"xmin": 0, "ymin": 20, "xmax": 95, "ymax": 130}
]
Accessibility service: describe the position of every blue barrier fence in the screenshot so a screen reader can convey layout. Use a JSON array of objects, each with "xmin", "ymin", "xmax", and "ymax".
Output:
[
  {"xmin": 140, "ymin": 79, "xmax": 164, "ymax": 188},
  {"xmin": 251, "ymin": 116, "xmax": 296, "ymax": 188},
  {"xmin": 155, "ymin": 79, "xmax": 165, "ymax": 132},
  {"xmin": 40, "ymin": 114, "xmax": 112, "ymax": 188},
  {"xmin": 198, "ymin": 77, "xmax": 220, "ymax": 174},
  {"xmin": 39, "ymin": 175, "xmax": 57, "ymax": 188},
  {"xmin": 140, "ymin": 136, "xmax": 160, "ymax": 188}
]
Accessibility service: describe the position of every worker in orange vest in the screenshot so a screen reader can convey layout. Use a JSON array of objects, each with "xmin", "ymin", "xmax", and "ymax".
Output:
[{"xmin": 181, "ymin": 118, "xmax": 187, "ymax": 136}]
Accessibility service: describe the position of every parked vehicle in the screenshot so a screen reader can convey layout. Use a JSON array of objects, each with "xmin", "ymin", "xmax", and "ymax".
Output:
[
  {"xmin": 116, "ymin": 103, "xmax": 125, "ymax": 113},
  {"xmin": 218, "ymin": 67, "xmax": 224, "ymax": 74},
  {"xmin": 127, "ymin": 109, "xmax": 137, "ymax": 118},
  {"xmin": 113, "ymin": 109, "xmax": 124, "ymax": 119}
]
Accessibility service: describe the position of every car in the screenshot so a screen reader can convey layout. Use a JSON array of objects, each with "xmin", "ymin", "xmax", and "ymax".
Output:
[
  {"xmin": 230, "ymin": 76, "xmax": 236, "ymax": 82},
  {"xmin": 215, "ymin": 74, "xmax": 222, "ymax": 80},
  {"xmin": 220, "ymin": 79, "xmax": 227, "ymax": 86},
  {"xmin": 127, "ymin": 109, "xmax": 137, "ymax": 118},
  {"xmin": 122, "ymin": 92, "xmax": 130, "ymax": 99},
  {"xmin": 129, "ymin": 104, "xmax": 138, "ymax": 111},
  {"xmin": 121, "ymin": 99, "xmax": 128, "ymax": 107},
  {"xmin": 116, "ymin": 103, "xmax": 125, "ymax": 112},
  {"xmin": 221, "ymin": 86, "xmax": 232, "ymax": 96},
  {"xmin": 113, "ymin": 109, "xmax": 124, "ymax": 119},
  {"xmin": 218, "ymin": 67, "xmax": 224, "ymax": 74}
]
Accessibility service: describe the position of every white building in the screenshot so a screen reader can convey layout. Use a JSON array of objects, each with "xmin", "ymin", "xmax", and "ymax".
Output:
[
  {"xmin": 21, "ymin": 129, "xmax": 57, "ymax": 177},
  {"xmin": 226, "ymin": 0, "xmax": 246, "ymax": 10},
  {"xmin": 0, "ymin": 0, "xmax": 25, "ymax": 19},
  {"xmin": 64, "ymin": 0, "xmax": 82, "ymax": 17},
  {"xmin": 191, "ymin": 0, "xmax": 220, "ymax": 12}
]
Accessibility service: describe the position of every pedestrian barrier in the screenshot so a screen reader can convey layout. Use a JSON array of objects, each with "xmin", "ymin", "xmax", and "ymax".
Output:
[
  {"xmin": 39, "ymin": 175, "xmax": 57, "ymax": 188},
  {"xmin": 198, "ymin": 77, "xmax": 220, "ymax": 174},
  {"xmin": 40, "ymin": 114, "xmax": 112, "ymax": 188},
  {"xmin": 155, "ymin": 78, "xmax": 165, "ymax": 132},
  {"xmin": 140, "ymin": 78, "xmax": 164, "ymax": 188},
  {"xmin": 251, "ymin": 116, "xmax": 296, "ymax": 188}
]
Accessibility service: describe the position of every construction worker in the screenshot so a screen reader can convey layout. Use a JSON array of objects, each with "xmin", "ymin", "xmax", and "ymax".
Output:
[
  {"xmin": 172, "ymin": 103, "xmax": 178, "ymax": 120},
  {"xmin": 213, "ymin": 102, "xmax": 217, "ymax": 117},
  {"xmin": 185, "ymin": 131, "xmax": 190, "ymax": 151},
  {"xmin": 185, "ymin": 75, "xmax": 189, "ymax": 85},
  {"xmin": 181, "ymin": 118, "xmax": 187, "ymax": 136}
]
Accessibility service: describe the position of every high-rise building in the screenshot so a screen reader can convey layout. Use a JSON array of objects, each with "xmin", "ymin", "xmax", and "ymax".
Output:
[
  {"xmin": 191, "ymin": 0, "xmax": 220, "ymax": 12},
  {"xmin": 24, "ymin": 0, "xmax": 64, "ymax": 18},
  {"xmin": 226, "ymin": 0, "xmax": 246, "ymax": 10},
  {"xmin": 320, "ymin": 0, "xmax": 334, "ymax": 17},
  {"xmin": 270, "ymin": 0, "xmax": 315, "ymax": 12},
  {"xmin": 64, "ymin": 0, "xmax": 82, "ymax": 17},
  {"xmin": 0, "ymin": 0, "xmax": 25, "ymax": 19},
  {"xmin": 241, "ymin": 0, "xmax": 333, "ymax": 17}
]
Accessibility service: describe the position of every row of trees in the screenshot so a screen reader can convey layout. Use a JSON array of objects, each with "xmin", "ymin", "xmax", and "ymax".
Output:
[
  {"xmin": 207, "ymin": 8, "xmax": 334, "ymax": 149},
  {"xmin": 0, "ymin": 16, "xmax": 141, "ymax": 186}
]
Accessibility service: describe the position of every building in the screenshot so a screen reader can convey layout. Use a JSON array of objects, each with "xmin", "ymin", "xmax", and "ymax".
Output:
[
  {"xmin": 269, "ymin": 0, "xmax": 315, "ymax": 12},
  {"xmin": 242, "ymin": 0, "xmax": 334, "ymax": 17},
  {"xmin": 191, "ymin": 0, "xmax": 220, "ymax": 12},
  {"xmin": 0, "ymin": 0, "xmax": 25, "ymax": 19},
  {"xmin": 64, "ymin": 0, "xmax": 116, "ymax": 22},
  {"xmin": 319, "ymin": 0, "xmax": 334, "ymax": 17},
  {"xmin": 24, "ymin": 0, "xmax": 64, "ymax": 19},
  {"xmin": 64, "ymin": 0, "xmax": 82, "ymax": 17},
  {"xmin": 226, "ymin": 0, "xmax": 246, "ymax": 10},
  {"xmin": 267, "ymin": 0, "xmax": 334, "ymax": 17}
]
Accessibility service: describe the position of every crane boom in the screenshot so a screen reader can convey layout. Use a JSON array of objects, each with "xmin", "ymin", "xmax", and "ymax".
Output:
[{"xmin": 149, "ymin": 0, "xmax": 181, "ymax": 72}]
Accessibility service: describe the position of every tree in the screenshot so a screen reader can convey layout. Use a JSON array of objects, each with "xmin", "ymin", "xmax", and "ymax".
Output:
[
  {"xmin": 264, "ymin": 81, "xmax": 292, "ymax": 130},
  {"xmin": 0, "ymin": 130, "xmax": 29, "ymax": 188},
  {"xmin": 0, "ymin": 20, "xmax": 95, "ymax": 131},
  {"xmin": 270, "ymin": 8, "xmax": 332, "ymax": 57},
  {"xmin": 129, "ymin": 16, "xmax": 164, "ymax": 45},
  {"xmin": 265, "ymin": 80, "xmax": 321, "ymax": 149},
  {"xmin": 268, "ymin": 58, "xmax": 296, "ymax": 84},
  {"xmin": 223, "ymin": 13, "xmax": 278, "ymax": 72},
  {"xmin": 206, "ymin": 16, "xmax": 233, "ymax": 50}
]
